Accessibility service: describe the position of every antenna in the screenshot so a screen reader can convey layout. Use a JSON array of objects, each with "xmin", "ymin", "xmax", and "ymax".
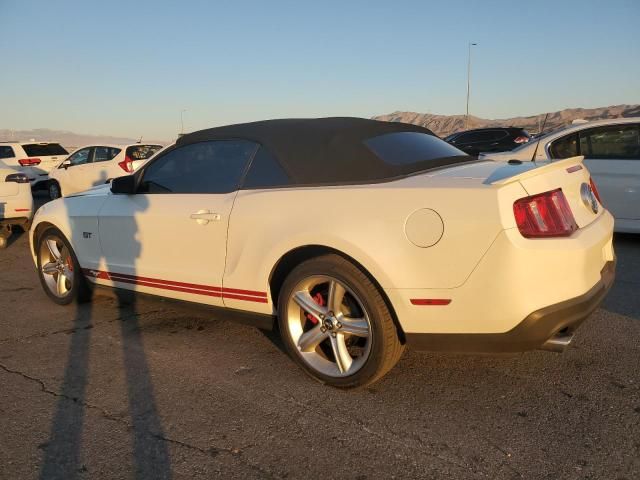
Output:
[
  {"xmin": 137, "ymin": 136, "xmax": 143, "ymax": 143},
  {"xmin": 530, "ymin": 113, "xmax": 549, "ymax": 162}
]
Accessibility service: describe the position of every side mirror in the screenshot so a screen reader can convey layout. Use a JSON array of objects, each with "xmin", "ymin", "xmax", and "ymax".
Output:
[
  {"xmin": 61, "ymin": 159, "xmax": 71, "ymax": 169},
  {"xmin": 111, "ymin": 175, "xmax": 137, "ymax": 194}
]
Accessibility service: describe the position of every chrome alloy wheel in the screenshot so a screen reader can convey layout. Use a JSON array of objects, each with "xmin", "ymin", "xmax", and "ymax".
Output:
[
  {"xmin": 39, "ymin": 234, "xmax": 74, "ymax": 298},
  {"xmin": 285, "ymin": 275, "xmax": 372, "ymax": 377}
]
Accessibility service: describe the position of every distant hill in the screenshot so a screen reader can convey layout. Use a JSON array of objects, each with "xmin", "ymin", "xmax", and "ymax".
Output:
[
  {"xmin": 0, "ymin": 128, "xmax": 168, "ymax": 151},
  {"xmin": 374, "ymin": 104, "xmax": 640, "ymax": 138}
]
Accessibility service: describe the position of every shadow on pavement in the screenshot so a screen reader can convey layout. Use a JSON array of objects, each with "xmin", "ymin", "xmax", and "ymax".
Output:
[
  {"xmin": 39, "ymin": 191, "xmax": 172, "ymax": 479},
  {"xmin": 602, "ymin": 233, "xmax": 640, "ymax": 321}
]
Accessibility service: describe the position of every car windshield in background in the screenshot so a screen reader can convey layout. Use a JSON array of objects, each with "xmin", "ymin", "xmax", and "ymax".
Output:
[
  {"xmin": 364, "ymin": 132, "xmax": 466, "ymax": 166},
  {"xmin": 22, "ymin": 143, "xmax": 69, "ymax": 156},
  {"xmin": 126, "ymin": 144, "xmax": 163, "ymax": 160}
]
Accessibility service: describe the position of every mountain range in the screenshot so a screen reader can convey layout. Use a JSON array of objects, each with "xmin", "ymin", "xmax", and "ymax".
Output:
[
  {"xmin": 374, "ymin": 104, "xmax": 640, "ymax": 138},
  {"xmin": 0, "ymin": 128, "xmax": 168, "ymax": 149},
  {"xmin": 2, "ymin": 104, "xmax": 639, "ymax": 148}
]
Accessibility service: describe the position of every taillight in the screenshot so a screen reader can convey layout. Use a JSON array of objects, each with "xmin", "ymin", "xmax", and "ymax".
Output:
[
  {"xmin": 118, "ymin": 156, "xmax": 134, "ymax": 173},
  {"xmin": 589, "ymin": 177, "xmax": 602, "ymax": 204},
  {"xmin": 513, "ymin": 135, "xmax": 530, "ymax": 144},
  {"xmin": 18, "ymin": 158, "xmax": 41, "ymax": 166},
  {"xmin": 513, "ymin": 188, "xmax": 578, "ymax": 238}
]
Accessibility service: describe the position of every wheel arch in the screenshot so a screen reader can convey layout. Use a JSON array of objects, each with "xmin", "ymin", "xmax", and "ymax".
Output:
[
  {"xmin": 268, "ymin": 244, "xmax": 406, "ymax": 344},
  {"xmin": 31, "ymin": 221, "xmax": 58, "ymax": 258}
]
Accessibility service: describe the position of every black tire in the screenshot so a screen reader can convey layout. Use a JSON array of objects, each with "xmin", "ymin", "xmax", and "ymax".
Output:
[
  {"xmin": 277, "ymin": 254, "xmax": 404, "ymax": 388},
  {"xmin": 48, "ymin": 181, "xmax": 61, "ymax": 201},
  {"xmin": 36, "ymin": 227, "xmax": 91, "ymax": 305}
]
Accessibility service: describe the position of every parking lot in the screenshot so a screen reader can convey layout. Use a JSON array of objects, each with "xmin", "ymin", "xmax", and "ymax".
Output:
[{"xmin": 0, "ymin": 194, "xmax": 638, "ymax": 479}]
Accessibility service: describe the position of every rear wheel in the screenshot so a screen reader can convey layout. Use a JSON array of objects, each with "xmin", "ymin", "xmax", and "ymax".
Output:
[
  {"xmin": 48, "ymin": 181, "xmax": 61, "ymax": 200},
  {"xmin": 278, "ymin": 254, "xmax": 404, "ymax": 388},
  {"xmin": 36, "ymin": 227, "xmax": 90, "ymax": 305}
]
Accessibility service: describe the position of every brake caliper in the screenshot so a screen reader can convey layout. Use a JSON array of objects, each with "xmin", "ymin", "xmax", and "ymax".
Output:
[{"xmin": 306, "ymin": 292, "xmax": 325, "ymax": 325}]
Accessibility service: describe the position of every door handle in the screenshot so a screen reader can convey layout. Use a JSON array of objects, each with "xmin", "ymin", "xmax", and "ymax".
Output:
[{"xmin": 190, "ymin": 210, "xmax": 221, "ymax": 225}]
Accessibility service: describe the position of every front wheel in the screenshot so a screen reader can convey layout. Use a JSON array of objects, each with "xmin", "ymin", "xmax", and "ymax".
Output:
[
  {"xmin": 278, "ymin": 254, "xmax": 404, "ymax": 388},
  {"xmin": 36, "ymin": 227, "xmax": 91, "ymax": 305}
]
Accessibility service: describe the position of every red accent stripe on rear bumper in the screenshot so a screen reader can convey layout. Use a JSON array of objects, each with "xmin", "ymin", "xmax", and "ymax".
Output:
[{"xmin": 81, "ymin": 269, "xmax": 268, "ymax": 303}]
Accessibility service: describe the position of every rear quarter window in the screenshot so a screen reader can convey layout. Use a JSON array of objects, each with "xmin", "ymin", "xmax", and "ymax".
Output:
[
  {"xmin": 364, "ymin": 131, "xmax": 465, "ymax": 166},
  {"xmin": 126, "ymin": 145, "xmax": 163, "ymax": 161},
  {"xmin": 22, "ymin": 143, "xmax": 68, "ymax": 156},
  {"xmin": 242, "ymin": 146, "xmax": 291, "ymax": 189},
  {"xmin": 549, "ymin": 133, "xmax": 578, "ymax": 159},
  {"xmin": 0, "ymin": 146, "xmax": 15, "ymax": 159}
]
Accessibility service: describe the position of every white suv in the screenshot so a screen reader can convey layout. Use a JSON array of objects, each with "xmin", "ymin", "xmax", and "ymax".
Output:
[
  {"xmin": 0, "ymin": 142, "xmax": 69, "ymax": 189},
  {"xmin": 47, "ymin": 143, "xmax": 163, "ymax": 199},
  {"xmin": 0, "ymin": 161, "xmax": 33, "ymax": 249}
]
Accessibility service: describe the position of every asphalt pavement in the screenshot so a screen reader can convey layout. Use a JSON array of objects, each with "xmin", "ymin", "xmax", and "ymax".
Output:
[{"xmin": 1, "ymin": 197, "xmax": 638, "ymax": 479}]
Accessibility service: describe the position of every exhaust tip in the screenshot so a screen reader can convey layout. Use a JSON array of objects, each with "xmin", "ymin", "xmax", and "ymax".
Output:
[{"xmin": 540, "ymin": 332, "xmax": 574, "ymax": 353}]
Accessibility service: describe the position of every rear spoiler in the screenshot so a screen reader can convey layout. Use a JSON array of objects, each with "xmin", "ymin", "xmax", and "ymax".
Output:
[{"xmin": 487, "ymin": 156, "xmax": 585, "ymax": 186}]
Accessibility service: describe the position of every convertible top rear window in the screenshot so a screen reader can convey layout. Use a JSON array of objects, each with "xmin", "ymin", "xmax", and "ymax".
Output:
[{"xmin": 364, "ymin": 132, "xmax": 465, "ymax": 166}]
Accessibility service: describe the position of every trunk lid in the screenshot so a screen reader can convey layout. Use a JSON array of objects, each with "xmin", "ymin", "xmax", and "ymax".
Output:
[
  {"xmin": 428, "ymin": 156, "xmax": 602, "ymax": 229},
  {"xmin": 487, "ymin": 156, "xmax": 602, "ymax": 229}
]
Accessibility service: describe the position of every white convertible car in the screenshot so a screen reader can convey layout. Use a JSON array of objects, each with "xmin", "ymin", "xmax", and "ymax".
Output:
[{"xmin": 29, "ymin": 118, "xmax": 615, "ymax": 387}]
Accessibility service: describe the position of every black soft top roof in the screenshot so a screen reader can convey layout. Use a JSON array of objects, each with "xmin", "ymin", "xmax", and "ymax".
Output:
[{"xmin": 177, "ymin": 117, "xmax": 469, "ymax": 185}]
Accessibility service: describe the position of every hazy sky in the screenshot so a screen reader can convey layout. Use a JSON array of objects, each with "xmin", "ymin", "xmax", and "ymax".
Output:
[{"xmin": 1, "ymin": 0, "xmax": 638, "ymax": 140}]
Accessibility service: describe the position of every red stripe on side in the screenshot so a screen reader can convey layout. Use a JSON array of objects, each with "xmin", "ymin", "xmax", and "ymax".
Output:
[
  {"xmin": 222, "ymin": 292, "xmax": 269, "ymax": 303},
  {"xmin": 221, "ymin": 286, "xmax": 267, "ymax": 298},
  {"xmin": 83, "ymin": 268, "xmax": 267, "ymax": 303},
  {"xmin": 82, "ymin": 268, "xmax": 111, "ymax": 280},
  {"xmin": 109, "ymin": 275, "xmax": 223, "ymax": 298},
  {"xmin": 103, "ymin": 271, "xmax": 223, "ymax": 293},
  {"xmin": 14, "ymin": 208, "xmax": 31, "ymax": 212},
  {"xmin": 410, "ymin": 299, "xmax": 451, "ymax": 306}
]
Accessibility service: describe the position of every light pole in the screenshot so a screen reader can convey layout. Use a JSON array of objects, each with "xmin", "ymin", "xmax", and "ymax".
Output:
[
  {"xmin": 465, "ymin": 42, "xmax": 477, "ymax": 129},
  {"xmin": 180, "ymin": 109, "xmax": 187, "ymax": 135}
]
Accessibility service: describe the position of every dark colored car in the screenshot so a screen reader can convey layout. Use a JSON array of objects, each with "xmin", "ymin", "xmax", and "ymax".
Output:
[{"xmin": 444, "ymin": 127, "xmax": 530, "ymax": 156}]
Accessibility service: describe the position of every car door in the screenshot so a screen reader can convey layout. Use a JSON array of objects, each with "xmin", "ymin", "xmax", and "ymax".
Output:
[
  {"xmin": 86, "ymin": 146, "xmax": 122, "ymax": 187},
  {"xmin": 579, "ymin": 123, "xmax": 640, "ymax": 220},
  {"xmin": 96, "ymin": 139, "xmax": 258, "ymax": 307},
  {"xmin": 56, "ymin": 147, "xmax": 94, "ymax": 194}
]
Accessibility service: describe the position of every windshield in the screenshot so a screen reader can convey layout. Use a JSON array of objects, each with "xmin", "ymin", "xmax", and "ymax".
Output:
[
  {"xmin": 512, "ymin": 126, "xmax": 569, "ymax": 152},
  {"xmin": 126, "ymin": 144, "xmax": 163, "ymax": 161}
]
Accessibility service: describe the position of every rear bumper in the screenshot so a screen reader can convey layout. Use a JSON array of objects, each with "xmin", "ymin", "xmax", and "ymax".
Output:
[{"xmin": 406, "ymin": 260, "xmax": 615, "ymax": 353}]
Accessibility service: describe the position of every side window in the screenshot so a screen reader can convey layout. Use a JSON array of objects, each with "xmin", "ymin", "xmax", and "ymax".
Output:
[
  {"xmin": 549, "ymin": 133, "xmax": 578, "ymax": 159},
  {"xmin": 0, "ymin": 146, "xmax": 15, "ymax": 159},
  {"xmin": 457, "ymin": 131, "xmax": 493, "ymax": 144},
  {"xmin": 140, "ymin": 140, "xmax": 258, "ymax": 194},
  {"xmin": 579, "ymin": 124, "xmax": 640, "ymax": 160},
  {"xmin": 93, "ymin": 146, "xmax": 121, "ymax": 163},
  {"xmin": 67, "ymin": 148, "xmax": 92, "ymax": 166},
  {"xmin": 241, "ymin": 146, "xmax": 291, "ymax": 189},
  {"xmin": 489, "ymin": 130, "xmax": 509, "ymax": 141},
  {"xmin": 454, "ymin": 132, "xmax": 477, "ymax": 143}
]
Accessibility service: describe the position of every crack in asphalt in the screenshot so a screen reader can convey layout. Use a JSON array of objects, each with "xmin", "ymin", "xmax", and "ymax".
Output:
[{"xmin": 0, "ymin": 362, "xmax": 280, "ymax": 479}]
